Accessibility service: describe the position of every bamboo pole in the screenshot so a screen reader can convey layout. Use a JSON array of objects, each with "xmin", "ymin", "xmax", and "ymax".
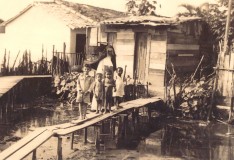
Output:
[
  {"xmin": 223, "ymin": 0, "xmax": 232, "ymax": 53},
  {"xmin": 7, "ymin": 51, "xmax": 10, "ymax": 74},
  {"xmin": 12, "ymin": 51, "xmax": 20, "ymax": 70},
  {"xmin": 191, "ymin": 55, "xmax": 204, "ymax": 81},
  {"xmin": 52, "ymin": 45, "xmax": 55, "ymax": 76},
  {"xmin": 207, "ymin": 43, "xmax": 222, "ymax": 121}
]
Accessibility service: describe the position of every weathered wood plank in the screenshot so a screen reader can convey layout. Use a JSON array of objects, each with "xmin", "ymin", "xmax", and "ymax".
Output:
[
  {"xmin": 0, "ymin": 75, "xmax": 52, "ymax": 97},
  {"xmin": 167, "ymin": 44, "xmax": 199, "ymax": 50},
  {"xmin": 0, "ymin": 128, "xmax": 47, "ymax": 160},
  {"xmin": 5, "ymin": 131, "xmax": 54, "ymax": 160},
  {"xmin": 151, "ymin": 40, "xmax": 167, "ymax": 53},
  {"xmin": 55, "ymin": 97, "xmax": 161, "ymax": 136},
  {"xmin": 167, "ymin": 50, "xmax": 199, "ymax": 56}
]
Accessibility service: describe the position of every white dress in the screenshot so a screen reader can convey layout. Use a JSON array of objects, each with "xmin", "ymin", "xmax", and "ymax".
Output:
[
  {"xmin": 91, "ymin": 56, "xmax": 113, "ymax": 111},
  {"xmin": 113, "ymin": 75, "xmax": 125, "ymax": 97}
]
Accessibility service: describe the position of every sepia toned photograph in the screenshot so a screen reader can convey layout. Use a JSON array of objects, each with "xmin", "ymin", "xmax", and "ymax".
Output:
[{"xmin": 0, "ymin": 0, "xmax": 233, "ymax": 159}]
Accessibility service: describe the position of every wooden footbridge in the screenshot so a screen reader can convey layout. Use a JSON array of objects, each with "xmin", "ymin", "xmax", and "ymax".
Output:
[
  {"xmin": 0, "ymin": 97, "xmax": 163, "ymax": 160},
  {"xmin": 0, "ymin": 75, "xmax": 52, "ymax": 121},
  {"xmin": 0, "ymin": 75, "xmax": 52, "ymax": 98}
]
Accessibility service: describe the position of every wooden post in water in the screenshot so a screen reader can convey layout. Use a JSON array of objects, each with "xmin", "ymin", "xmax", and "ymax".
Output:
[
  {"xmin": 52, "ymin": 45, "xmax": 55, "ymax": 76},
  {"xmin": 71, "ymin": 132, "xmax": 74, "ymax": 150},
  {"xmin": 111, "ymin": 117, "xmax": 117, "ymax": 139},
  {"xmin": 32, "ymin": 149, "xmax": 37, "ymax": 160},
  {"xmin": 148, "ymin": 105, "xmax": 152, "ymax": 122},
  {"xmin": 123, "ymin": 115, "xmax": 128, "ymax": 138},
  {"xmin": 84, "ymin": 127, "xmax": 88, "ymax": 144},
  {"xmin": 57, "ymin": 137, "xmax": 62, "ymax": 160}
]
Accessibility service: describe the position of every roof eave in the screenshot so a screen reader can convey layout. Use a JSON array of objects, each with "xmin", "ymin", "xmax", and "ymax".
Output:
[{"xmin": 1, "ymin": 4, "xmax": 33, "ymax": 26}]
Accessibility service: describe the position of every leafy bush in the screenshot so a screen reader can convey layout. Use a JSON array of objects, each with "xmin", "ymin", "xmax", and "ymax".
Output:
[
  {"xmin": 166, "ymin": 67, "xmax": 215, "ymax": 120},
  {"xmin": 53, "ymin": 72, "xmax": 80, "ymax": 105},
  {"xmin": 178, "ymin": 77, "xmax": 214, "ymax": 119}
]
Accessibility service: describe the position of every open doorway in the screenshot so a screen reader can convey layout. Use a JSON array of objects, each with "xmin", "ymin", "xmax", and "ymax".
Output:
[{"xmin": 75, "ymin": 34, "xmax": 86, "ymax": 65}]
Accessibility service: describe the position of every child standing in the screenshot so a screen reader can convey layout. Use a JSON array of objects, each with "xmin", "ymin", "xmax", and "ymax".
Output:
[
  {"xmin": 93, "ymin": 73, "xmax": 104, "ymax": 114},
  {"xmin": 103, "ymin": 70, "xmax": 115, "ymax": 114},
  {"xmin": 76, "ymin": 64, "xmax": 94, "ymax": 120},
  {"xmin": 113, "ymin": 67, "xmax": 125, "ymax": 109}
]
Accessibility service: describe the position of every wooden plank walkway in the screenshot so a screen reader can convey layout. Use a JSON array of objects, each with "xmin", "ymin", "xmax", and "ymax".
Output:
[
  {"xmin": 0, "ymin": 75, "xmax": 52, "ymax": 98},
  {"xmin": 0, "ymin": 97, "xmax": 163, "ymax": 160}
]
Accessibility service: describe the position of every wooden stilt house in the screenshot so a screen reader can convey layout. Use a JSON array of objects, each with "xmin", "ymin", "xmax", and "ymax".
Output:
[{"xmin": 100, "ymin": 16, "xmax": 213, "ymax": 96}]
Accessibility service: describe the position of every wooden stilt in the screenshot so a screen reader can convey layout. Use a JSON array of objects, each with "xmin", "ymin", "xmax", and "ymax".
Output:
[
  {"xmin": 84, "ymin": 127, "xmax": 88, "ymax": 144},
  {"xmin": 123, "ymin": 115, "xmax": 128, "ymax": 138},
  {"xmin": 0, "ymin": 102, "xmax": 2, "ymax": 120},
  {"xmin": 95, "ymin": 126, "xmax": 100, "ymax": 153},
  {"xmin": 71, "ymin": 132, "xmax": 74, "ymax": 150},
  {"xmin": 101, "ymin": 121, "xmax": 105, "ymax": 133},
  {"xmin": 136, "ymin": 109, "xmax": 140, "ymax": 125},
  {"xmin": 148, "ymin": 105, "xmax": 152, "ymax": 122},
  {"xmin": 57, "ymin": 137, "xmax": 62, "ymax": 160},
  {"xmin": 32, "ymin": 149, "xmax": 36, "ymax": 160},
  {"xmin": 111, "ymin": 117, "xmax": 116, "ymax": 139}
]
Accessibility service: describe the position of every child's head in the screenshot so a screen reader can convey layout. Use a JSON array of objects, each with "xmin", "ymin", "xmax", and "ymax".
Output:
[
  {"xmin": 96, "ymin": 73, "xmax": 103, "ymax": 82},
  {"xmin": 116, "ymin": 67, "xmax": 123, "ymax": 76},
  {"xmin": 83, "ymin": 64, "xmax": 91, "ymax": 75},
  {"xmin": 105, "ymin": 69, "xmax": 112, "ymax": 79}
]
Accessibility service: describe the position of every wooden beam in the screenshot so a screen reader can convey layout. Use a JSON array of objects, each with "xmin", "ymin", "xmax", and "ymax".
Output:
[
  {"xmin": 84, "ymin": 128, "xmax": 88, "ymax": 144},
  {"xmin": 32, "ymin": 150, "xmax": 36, "ymax": 160},
  {"xmin": 70, "ymin": 133, "xmax": 74, "ymax": 150},
  {"xmin": 57, "ymin": 137, "xmax": 62, "ymax": 160},
  {"xmin": 167, "ymin": 44, "xmax": 199, "ymax": 50}
]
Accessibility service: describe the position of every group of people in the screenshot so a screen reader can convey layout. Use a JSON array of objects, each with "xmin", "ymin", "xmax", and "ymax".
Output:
[{"xmin": 76, "ymin": 64, "xmax": 125, "ymax": 120}]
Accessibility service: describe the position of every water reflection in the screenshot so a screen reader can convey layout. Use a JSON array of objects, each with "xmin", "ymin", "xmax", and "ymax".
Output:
[
  {"xmin": 139, "ymin": 120, "xmax": 234, "ymax": 160},
  {"xmin": 0, "ymin": 98, "xmax": 79, "ymax": 152},
  {"xmin": 1, "ymin": 99, "xmax": 234, "ymax": 160}
]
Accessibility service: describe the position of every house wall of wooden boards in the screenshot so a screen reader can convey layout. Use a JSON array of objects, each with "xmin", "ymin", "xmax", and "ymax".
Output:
[
  {"xmin": 166, "ymin": 21, "xmax": 202, "ymax": 75},
  {"xmin": 102, "ymin": 21, "xmax": 209, "ymax": 97},
  {"xmin": 102, "ymin": 25, "xmax": 167, "ymax": 96},
  {"xmin": 0, "ymin": 6, "xmax": 72, "ymax": 66}
]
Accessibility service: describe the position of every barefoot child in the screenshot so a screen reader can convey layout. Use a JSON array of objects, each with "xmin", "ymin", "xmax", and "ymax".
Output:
[
  {"xmin": 113, "ymin": 67, "xmax": 125, "ymax": 109},
  {"xmin": 104, "ymin": 70, "xmax": 115, "ymax": 113},
  {"xmin": 76, "ymin": 64, "xmax": 94, "ymax": 120},
  {"xmin": 93, "ymin": 73, "xmax": 104, "ymax": 114}
]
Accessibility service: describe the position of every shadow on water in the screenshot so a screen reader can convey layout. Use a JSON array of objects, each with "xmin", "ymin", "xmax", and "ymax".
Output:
[
  {"xmin": 0, "ymin": 96, "xmax": 80, "ymax": 152},
  {"xmin": 1, "ymin": 94, "xmax": 234, "ymax": 160},
  {"xmin": 159, "ymin": 120, "xmax": 234, "ymax": 160},
  {"xmin": 104, "ymin": 114, "xmax": 234, "ymax": 160}
]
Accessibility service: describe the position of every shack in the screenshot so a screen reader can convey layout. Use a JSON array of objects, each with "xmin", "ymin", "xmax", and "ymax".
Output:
[
  {"xmin": 99, "ymin": 16, "xmax": 213, "ymax": 96},
  {"xmin": 0, "ymin": 0, "xmax": 124, "ymax": 67}
]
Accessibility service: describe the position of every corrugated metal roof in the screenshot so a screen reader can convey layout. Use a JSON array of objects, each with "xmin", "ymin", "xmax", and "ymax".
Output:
[{"xmin": 102, "ymin": 15, "xmax": 202, "ymax": 26}]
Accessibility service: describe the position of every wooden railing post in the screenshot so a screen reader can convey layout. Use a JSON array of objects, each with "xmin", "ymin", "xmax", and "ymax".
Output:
[
  {"xmin": 71, "ymin": 132, "xmax": 74, "ymax": 150},
  {"xmin": 84, "ymin": 127, "xmax": 88, "ymax": 144},
  {"xmin": 32, "ymin": 149, "xmax": 36, "ymax": 160},
  {"xmin": 57, "ymin": 137, "xmax": 62, "ymax": 160}
]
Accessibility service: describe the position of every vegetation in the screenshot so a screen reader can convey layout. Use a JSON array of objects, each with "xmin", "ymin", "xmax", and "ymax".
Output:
[
  {"xmin": 167, "ymin": 67, "xmax": 214, "ymax": 120},
  {"xmin": 53, "ymin": 66, "xmax": 82, "ymax": 105},
  {"xmin": 178, "ymin": 0, "xmax": 234, "ymax": 44},
  {"xmin": 125, "ymin": 0, "xmax": 160, "ymax": 16},
  {"xmin": 1, "ymin": 50, "xmax": 51, "ymax": 76}
]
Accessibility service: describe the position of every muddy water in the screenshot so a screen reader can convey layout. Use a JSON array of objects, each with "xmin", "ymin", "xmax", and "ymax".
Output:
[
  {"xmin": 0, "ymin": 97, "xmax": 80, "ymax": 152},
  {"xmin": 1, "ymin": 97, "xmax": 234, "ymax": 160}
]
